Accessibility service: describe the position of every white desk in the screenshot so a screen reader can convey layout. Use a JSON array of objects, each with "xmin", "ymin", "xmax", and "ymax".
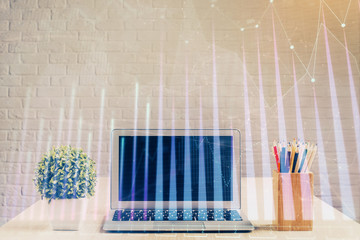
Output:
[{"xmin": 1, "ymin": 177, "xmax": 359, "ymax": 239}]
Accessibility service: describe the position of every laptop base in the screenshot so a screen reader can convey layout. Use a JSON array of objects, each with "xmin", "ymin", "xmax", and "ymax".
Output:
[
  {"xmin": 103, "ymin": 210, "xmax": 254, "ymax": 232},
  {"xmin": 103, "ymin": 221, "xmax": 254, "ymax": 232}
]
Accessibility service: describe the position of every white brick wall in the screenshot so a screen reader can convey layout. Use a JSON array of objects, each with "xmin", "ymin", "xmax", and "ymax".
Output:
[{"xmin": 0, "ymin": 0, "xmax": 359, "ymax": 226}]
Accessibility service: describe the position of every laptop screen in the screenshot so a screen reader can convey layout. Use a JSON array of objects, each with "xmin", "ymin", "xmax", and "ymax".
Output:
[{"xmin": 118, "ymin": 136, "xmax": 233, "ymax": 202}]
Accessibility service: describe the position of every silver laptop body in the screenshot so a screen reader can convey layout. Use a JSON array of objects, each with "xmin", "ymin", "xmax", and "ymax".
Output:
[{"xmin": 103, "ymin": 129, "xmax": 254, "ymax": 232}]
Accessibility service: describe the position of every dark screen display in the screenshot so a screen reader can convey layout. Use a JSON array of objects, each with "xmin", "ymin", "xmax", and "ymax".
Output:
[{"xmin": 118, "ymin": 136, "xmax": 233, "ymax": 201}]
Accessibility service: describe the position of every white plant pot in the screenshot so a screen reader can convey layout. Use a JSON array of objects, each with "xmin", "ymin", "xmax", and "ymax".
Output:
[{"xmin": 47, "ymin": 198, "xmax": 88, "ymax": 231}]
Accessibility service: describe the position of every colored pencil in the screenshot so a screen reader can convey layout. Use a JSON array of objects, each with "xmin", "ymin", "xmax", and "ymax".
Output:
[
  {"xmin": 301, "ymin": 143, "xmax": 313, "ymax": 173},
  {"xmin": 305, "ymin": 145, "xmax": 317, "ymax": 172},
  {"xmin": 295, "ymin": 143, "xmax": 304, "ymax": 173},
  {"xmin": 289, "ymin": 139, "xmax": 296, "ymax": 173},
  {"xmin": 285, "ymin": 145, "xmax": 291, "ymax": 173},
  {"xmin": 280, "ymin": 143, "xmax": 286, "ymax": 173},
  {"xmin": 272, "ymin": 141, "xmax": 280, "ymax": 172},
  {"xmin": 291, "ymin": 149, "xmax": 299, "ymax": 173},
  {"xmin": 271, "ymin": 139, "xmax": 316, "ymax": 173},
  {"xmin": 298, "ymin": 144, "xmax": 308, "ymax": 173}
]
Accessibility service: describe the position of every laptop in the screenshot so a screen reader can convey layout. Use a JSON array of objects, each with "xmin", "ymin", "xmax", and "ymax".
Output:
[{"xmin": 103, "ymin": 129, "xmax": 254, "ymax": 232}]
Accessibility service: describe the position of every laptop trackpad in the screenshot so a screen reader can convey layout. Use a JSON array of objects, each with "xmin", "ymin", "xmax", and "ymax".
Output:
[
  {"xmin": 153, "ymin": 222, "xmax": 205, "ymax": 230},
  {"xmin": 153, "ymin": 222, "xmax": 173, "ymax": 230}
]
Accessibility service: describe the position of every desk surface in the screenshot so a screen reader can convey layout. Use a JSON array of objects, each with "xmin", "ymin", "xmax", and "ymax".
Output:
[{"xmin": 1, "ymin": 177, "xmax": 359, "ymax": 239}]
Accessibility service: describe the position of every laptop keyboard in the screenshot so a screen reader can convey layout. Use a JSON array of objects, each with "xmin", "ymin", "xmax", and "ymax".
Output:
[{"xmin": 112, "ymin": 209, "xmax": 242, "ymax": 221}]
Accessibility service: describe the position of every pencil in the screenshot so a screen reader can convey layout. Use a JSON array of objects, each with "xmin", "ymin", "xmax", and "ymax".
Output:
[
  {"xmin": 302, "ymin": 143, "xmax": 313, "ymax": 173},
  {"xmin": 289, "ymin": 139, "xmax": 296, "ymax": 173},
  {"xmin": 285, "ymin": 145, "xmax": 291, "ymax": 172},
  {"xmin": 305, "ymin": 144, "xmax": 317, "ymax": 172},
  {"xmin": 298, "ymin": 143, "xmax": 308, "ymax": 173},
  {"xmin": 280, "ymin": 142, "xmax": 286, "ymax": 173},
  {"xmin": 291, "ymin": 148, "xmax": 299, "ymax": 173},
  {"xmin": 271, "ymin": 139, "xmax": 316, "ymax": 173},
  {"xmin": 273, "ymin": 141, "xmax": 280, "ymax": 172},
  {"xmin": 295, "ymin": 143, "xmax": 304, "ymax": 173}
]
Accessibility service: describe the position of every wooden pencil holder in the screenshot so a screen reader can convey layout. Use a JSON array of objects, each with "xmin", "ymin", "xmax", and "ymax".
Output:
[{"xmin": 272, "ymin": 170, "xmax": 314, "ymax": 231}]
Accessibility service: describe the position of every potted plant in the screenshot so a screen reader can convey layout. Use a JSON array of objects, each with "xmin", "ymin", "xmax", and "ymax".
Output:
[{"xmin": 34, "ymin": 145, "xmax": 97, "ymax": 230}]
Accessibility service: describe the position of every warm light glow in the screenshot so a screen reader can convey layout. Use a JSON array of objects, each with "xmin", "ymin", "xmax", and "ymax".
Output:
[
  {"xmin": 242, "ymin": 41, "xmax": 259, "ymax": 220},
  {"xmin": 211, "ymin": 20, "xmax": 224, "ymax": 211},
  {"xmin": 1, "ymin": 0, "xmax": 359, "ymax": 228},
  {"xmin": 272, "ymin": 8, "xmax": 287, "ymax": 141},
  {"xmin": 313, "ymin": 87, "xmax": 335, "ymax": 220},
  {"xmin": 183, "ymin": 57, "xmax": 192, "ymax": 218},
  {"xmin": 155, "ymin": 39, "xmax": 164, "ymax": 220},
  {"xmin": 130, "ymin": 83, "xmax": 139, "ymax": 220},
  {"xmin": 343, "ymin": 30, "xmax": 360, "ymax": 174},
  {"xmin": 169, "ymin": 100, "xmax": 177, "ymax": 220},
  {"xmin": 256, "ymin": 32, "xmax": 273, "ymax": 220},
  {"xmin": 322, "ymin": 9, "xmax": 355, "ymax": 220},
  {"xmin": 292, "ymin": 54, "xmax": 304, "ymax": 140}
]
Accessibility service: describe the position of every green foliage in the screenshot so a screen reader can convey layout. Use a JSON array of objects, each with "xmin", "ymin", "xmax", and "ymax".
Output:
[{"xmin": 33, "ymin": 145, "xmax": 97, "ymax": 203}]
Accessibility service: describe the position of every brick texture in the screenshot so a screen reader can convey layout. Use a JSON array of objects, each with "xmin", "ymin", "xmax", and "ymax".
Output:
[{"xmin": 0, "ymin": 0, "xmax": 359, "ymax": 226}]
